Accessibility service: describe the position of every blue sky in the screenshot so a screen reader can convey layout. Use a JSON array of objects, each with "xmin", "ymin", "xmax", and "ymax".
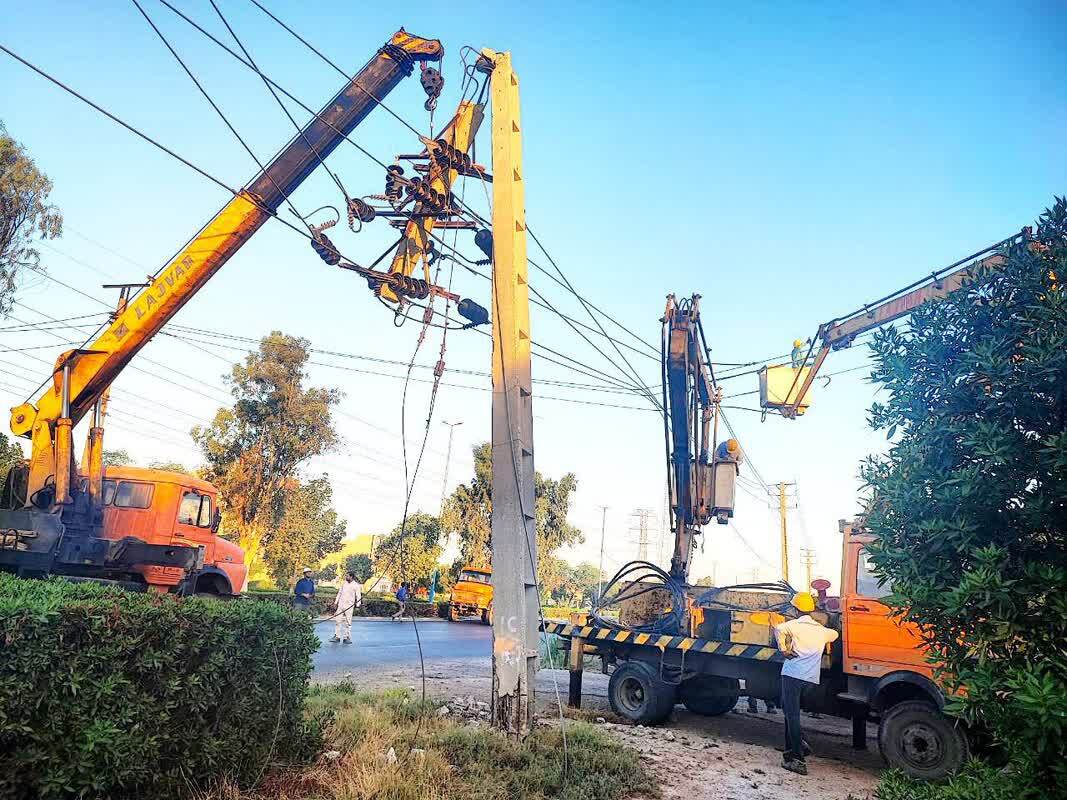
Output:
[{"xmin": 2, "ymin": 1, "xmax": 1064, "ymax": 588}]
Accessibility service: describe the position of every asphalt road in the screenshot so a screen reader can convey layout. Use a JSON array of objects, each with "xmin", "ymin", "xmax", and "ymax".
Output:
[{"xmin": 312, "ymin": 617, "xmax": 490, "ymax": 675}]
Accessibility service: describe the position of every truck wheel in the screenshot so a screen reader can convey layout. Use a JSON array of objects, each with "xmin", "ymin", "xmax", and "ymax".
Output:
[
  {"xmin": 608, "ymin": 661, "xmax": 677, "ymax": 725},
  {"xmin": 679, "ymin": 676, "xmax": 740, "ymax": 716},
  {"xmin": 448, "ymin": 604, "xmax": 460, "ymax": 622},
  {"xmin": 481, "ymin": 606, "xmax": 493, "ymax": 626},
  {"xmin": 878, "ymin": 701, "xmax": 969, "ymax": 781}
]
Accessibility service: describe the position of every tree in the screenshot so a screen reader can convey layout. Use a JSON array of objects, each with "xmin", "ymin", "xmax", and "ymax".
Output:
[
  {"xmin": 862, "ymin": 199, "xmax": 1067, "ymax": 793},
  {"xmin": 549, "ymin": 561, "xmax": 601, "ymax": 606},
  {"xmin": 372, "ymin": 512, "xmax": 443, "ymax": 587},
  {"xmin": 103, "ymin": 449, "xmax": 134, "ymax": 467},
  {"xmin": 441, "ymin": 442, "xmax": 584, "ymax": 584},
  {"xmin": 0, "ymin": 122, "xmax": 63, "ymax": 315},
  {"xmin": 317, "ymin": 562, "xmax": 338, "ymax": 582},
  {"xmin": 0, "ymin": 432, "xmax": 24, "ymax": 477},
  {"xmin": 148, "ymin": 460, "xmax": 195, "ymax": 475},
  {"xmin": 345, "ymin": 553, "xmax": 373, "ymax": 583},
  {"xmin": 264, "ymin": 475, "xmax": 346, "ymax": 588},
  {"xmin": 192, "ymin": 332, "xmax": 340, "ymax": 574}
]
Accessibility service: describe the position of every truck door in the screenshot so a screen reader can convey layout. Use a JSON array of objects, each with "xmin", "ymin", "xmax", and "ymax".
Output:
[
  {"xmin": 174, "ymin": 489, "xmax": 216, "ymax": 564},
  {"xmin": 843, "ymin": 543, "xmax": 931, "ymax": 677}
]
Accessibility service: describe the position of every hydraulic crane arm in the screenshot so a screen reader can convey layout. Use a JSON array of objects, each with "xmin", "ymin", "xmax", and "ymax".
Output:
[
  {"xmin": 779, "ymin": 229, "xmax": 1032, "ymax": 418},
  {"xmin": 662, "ymin": 295, "xmax": 741, "ymax": 579},
  {"xmin": 10, "ymin": 29, "xmax": 443, "ymax": 504}
]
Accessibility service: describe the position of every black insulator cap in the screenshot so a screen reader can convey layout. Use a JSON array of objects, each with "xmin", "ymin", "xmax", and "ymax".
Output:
[
  {"xmin": 474, "ymin": 228, "xmax": 493, "ymax": 261},
  {"xmin": 458, "ymin": 298, "xmax": 490, "ymax": 327},
  {"xmin": 311, "ymin": 234, "xmax": 341, "ymax": 266}
]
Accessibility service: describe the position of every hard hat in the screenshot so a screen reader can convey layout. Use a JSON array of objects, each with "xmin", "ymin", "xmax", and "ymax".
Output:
[
  {"xmin": 725, "ymin": 438, "xmax": 739, "ymax": 453},
  {"xmin": 791, "ymin": 592, "xmax": 816, "ymax": 613},
  {"xmin": 302, "ymin": 567, "xmax": 313, "ymax": 574},
  {"xmin": 793, "ymin": 339, "xmax": 805, "ymax": 348}
]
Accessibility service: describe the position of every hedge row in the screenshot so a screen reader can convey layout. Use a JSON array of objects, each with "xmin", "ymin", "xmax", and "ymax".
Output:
[
  {"xmin": 0, "ymin": 575, "xmax": 323, "ymax": 799},
  {"xmin": 244, "ymin": 591, "xmax": 447, "ymax": 619}
]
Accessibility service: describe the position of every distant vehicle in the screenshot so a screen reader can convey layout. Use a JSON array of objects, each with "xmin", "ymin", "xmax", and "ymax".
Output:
[{"xmin": 448, "ymin": 566, "xmax": 492, "ymax": 624}]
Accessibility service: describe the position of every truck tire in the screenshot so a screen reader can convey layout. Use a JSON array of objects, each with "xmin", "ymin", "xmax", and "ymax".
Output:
[
  {"xmin": 448, "ymin": 603, "xmax": 460, "ymax": 622},
  {"xmin": 481, "ymin": 605, "xmax": 493, "ymax": 626},
  {"xmin": 608, "ymin": 660, "xmax": 677, "ymax": 725},
  {"xmin": 679, "ymin": 676, "xmax": 740, "ymax": 716},
  {"xmin": 878, "ymin": 701, "xmax": 969, "ymax": 781}
]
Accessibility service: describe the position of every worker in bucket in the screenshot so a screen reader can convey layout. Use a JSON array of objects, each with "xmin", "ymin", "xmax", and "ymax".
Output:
[
  {"xmin": 774, "ymin": 595, "xmax": 839, "ymax": 776},
  {"xmin": 330, "ymin": 571, "xmax": 362, "ymax": 644},
  {"xmin": 293, "ymin": 568, "xmax": 316, "ymax": 615}
]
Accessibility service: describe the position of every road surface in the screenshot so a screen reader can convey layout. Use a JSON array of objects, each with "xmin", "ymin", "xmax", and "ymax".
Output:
[{"xmin": 312, "ymin": 617, "xmax": 488, "ymax": 676}]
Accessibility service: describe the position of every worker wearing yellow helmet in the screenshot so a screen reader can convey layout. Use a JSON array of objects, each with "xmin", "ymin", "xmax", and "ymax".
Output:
[
  {"xmin": 774, "ymin": 604, "xmax": 839, "ymax": 775},
  {"xmin": 790, "ymin": 338, "xmax": 810, "ymax": 369}
]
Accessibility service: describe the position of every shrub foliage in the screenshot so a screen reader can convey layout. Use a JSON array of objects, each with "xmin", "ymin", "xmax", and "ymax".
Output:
[
  {"xmin": 863, "ymin": 199, "xmax": 1067, "ymax": 792},
  {"xmin": 0, "ymin": 575, "xmax": 322, "ymax": 799}
]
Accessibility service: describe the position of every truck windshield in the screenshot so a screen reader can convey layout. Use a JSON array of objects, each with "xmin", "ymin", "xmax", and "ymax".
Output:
[
  {"xmin": 102, "ymin": 480, "xmax": 153, "ymax": 509},
  {"xmin": 459, "ymin": 571, "xmax": 490, "ymax": 584},
  {"xmin": 856, "ymin": 549, "xmax": 895, "ymax": 599}
]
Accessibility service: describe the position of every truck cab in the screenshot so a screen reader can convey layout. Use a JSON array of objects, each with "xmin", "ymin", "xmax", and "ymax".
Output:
[
  {"xmin": 448, "ymin": 566, "xmax": 492, "ymax": 624},
  {"xmin": 95, "ymin": 466, "xmax": 246, "ymax": 596},
  {"xmin": 838, "ymin": 520, "xmax": 969, "ymax": 781}
]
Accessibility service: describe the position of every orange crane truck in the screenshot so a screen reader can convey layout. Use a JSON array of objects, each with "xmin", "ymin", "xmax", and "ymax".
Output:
[
  {"xmin": 549, "ymin": 235, "xmax": 1038, "ymax": 781},
  {"xmin": 547, "ymin": 516, "xmax": 966, "ymax": 781},
  {"xmin": 0, "ymin": 30, "xmax": 451, "ymax": 594}
]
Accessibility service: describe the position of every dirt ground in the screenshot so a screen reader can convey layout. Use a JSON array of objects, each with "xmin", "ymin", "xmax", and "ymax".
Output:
[{"xmin": 318, "ymin": 658, "xmax": 882, "ymax": 800}]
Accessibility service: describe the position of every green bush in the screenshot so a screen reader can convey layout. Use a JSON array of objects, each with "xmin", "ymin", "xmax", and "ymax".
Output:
[
  {"xmin": 245, "ymin": 589, "xmax": 333, "ymax": 617},
  {"xmin": 0, "ymin": 575, "xmax": 323, "ymax": 799},
  {"xmin": 876, "ymin": 761, "xmax": 1040, "ymax": 800},
  {"xmin": 246, "ymin": 591, "xmax": 444, "ymax": 619}
]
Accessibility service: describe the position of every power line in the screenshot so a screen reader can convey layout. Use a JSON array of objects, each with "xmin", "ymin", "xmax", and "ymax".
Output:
[{"xmin": 130, "ymin": 0, "xmax": 309, "ymax": 227}]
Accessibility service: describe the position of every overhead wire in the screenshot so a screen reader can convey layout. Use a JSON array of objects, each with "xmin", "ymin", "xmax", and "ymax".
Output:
[{"xmin": 130, "ymin": 0, "xmax": 311, "ymax": 229}]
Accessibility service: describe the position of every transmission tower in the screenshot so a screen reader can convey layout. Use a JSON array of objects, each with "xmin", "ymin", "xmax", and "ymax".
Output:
[
  {"xmin": 630, "ymin": 507, "xmax": 654, "ymax": 561},
  {"xmin": 800, "ymin": 547, "xmax": 817, "ymax": 590}
]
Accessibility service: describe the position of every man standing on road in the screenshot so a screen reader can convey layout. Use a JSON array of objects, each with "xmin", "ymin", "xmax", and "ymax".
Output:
[
  {"xmin": 330, "ymin": 571, "xmax": 362, "ymax": 644},
  {"xmin": 391, "ymin": 581, "xmax": 410, "ymax": 621},
  {"xmin": 775, "ymin": 613, "xmax": 839, "ymax": 775},
  {"xmin": 293, "ymin": 568, "xmax": 316, "ymax": 615}
]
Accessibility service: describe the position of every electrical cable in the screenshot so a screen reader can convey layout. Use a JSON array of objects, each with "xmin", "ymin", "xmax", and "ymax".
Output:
[
  {"xmin": 130, "ymin": 0, "xmax": 311, "ymax": 229},
  {"xmin": 229, "ymin": 0, "xmax": 659, "ymax": 362},
  {"xmin": 524, "ymin": 225, "xmax": 661, "ymax": 413},
  {"xmin": 589, "ymin": 560, "xmax": 687, "ymax": 637},
  {"xmin": 206, "ymin": 0, "xmax": 354, "ymax": 208}
]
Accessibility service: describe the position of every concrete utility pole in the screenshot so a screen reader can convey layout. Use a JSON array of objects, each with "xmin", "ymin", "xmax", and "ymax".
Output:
[
  {"xmin": 777, "ymin": 482, "xmax": 795, "ymax": 583},
  {"xmin": 596, "ymin": 505, "xmax": 609, "ymax": 600},
  {"xmin": 482, "ymin": 48, "xmax": 537, "ymax": 739},
  {"xmin": 439, "ymin": 420, "xmax": 463, "ymax": 514}
]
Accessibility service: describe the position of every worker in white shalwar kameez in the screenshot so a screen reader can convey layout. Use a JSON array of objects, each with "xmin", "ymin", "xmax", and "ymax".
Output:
[{"xmin": 330, "ymin": 572, "xmax": 362, "ymax": 644}]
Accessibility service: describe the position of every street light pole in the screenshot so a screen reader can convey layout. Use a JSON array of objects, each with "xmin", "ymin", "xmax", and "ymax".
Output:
[
  {"xmin": 440, "ymin": 420, "xmax": 463, "ymax": 515},
  {"xmin": 596, "ymin": 505, "xmax": 609, "ymax": 601}
]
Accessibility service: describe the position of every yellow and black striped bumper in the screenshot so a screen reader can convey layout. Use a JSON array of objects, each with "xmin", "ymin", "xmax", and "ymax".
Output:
[{"xmin": 542, "ymin": 620, "xmax": 783, "ymax": 663}]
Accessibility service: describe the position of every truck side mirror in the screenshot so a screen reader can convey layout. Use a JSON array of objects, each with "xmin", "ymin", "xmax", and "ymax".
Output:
[{"xmin": 211, "ymin": 508, "xmax": 222, "ymax": 533}]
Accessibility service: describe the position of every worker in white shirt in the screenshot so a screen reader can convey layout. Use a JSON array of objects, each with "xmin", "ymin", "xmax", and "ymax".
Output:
[
  {"xmin": 774, "ymin": 611, "xmax": 839, "ymax": 775},
  {"xmin": 330, "ymin": 571, "xmax": 362, "ymax": 645}
]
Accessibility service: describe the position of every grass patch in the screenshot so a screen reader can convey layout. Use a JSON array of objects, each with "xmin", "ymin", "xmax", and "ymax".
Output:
[{"xmin": 203, "ymin": 685, "xmax": 655, "ymax": 800}]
